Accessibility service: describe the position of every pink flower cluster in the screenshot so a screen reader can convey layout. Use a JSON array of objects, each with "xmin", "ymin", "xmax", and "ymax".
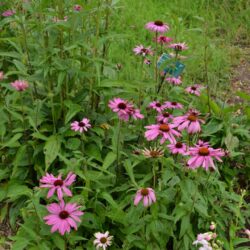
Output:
[
  {"xmin": 109, "ymin": 98, "xmax": 144, "ymax": 121},
  {"xmin": 2, "ymin": 10, "xmax": 15, "ymax": 17},
  {"xmin": 40, "ymin": 172, "xmax": 84, "ymax": 235}
]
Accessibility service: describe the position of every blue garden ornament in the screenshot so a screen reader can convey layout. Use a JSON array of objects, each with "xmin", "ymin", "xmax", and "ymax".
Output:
[{"xmin": 157, "ymin": 53, "xmax": 171, "ymax": 68}]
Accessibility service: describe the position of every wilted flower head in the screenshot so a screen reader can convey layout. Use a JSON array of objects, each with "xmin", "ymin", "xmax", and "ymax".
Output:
[
  {"xmin": 73, "ymin": 4, "xmax": 82, "ymax": 11},
  {"xmin": 166, "ymin": 76, "xmax": 182, "ymax": 85},
  {"xmin": 245, "ymin": 229, "xmax": 250, "ymax": 239},
  {"xmin": 52, "ymin": 16, "xmax": 68, "ymax": 22},
  {"xmin": 11, "ymin": 80, "xmax": 29, "ymax": 91},
  {"xmin": 44, "ymin": 200, "xmax": 83, "ymax": 235},
  {"xmin": 169, "ymin": 43, "xmax": 188, "ymax": 51},
  {"xmin": 186, "ymin": 84, "xmax": 203, "ymax": 96},
  {"xmin": 0, "ymin": 71, "xmax": 4, "ymax": 81},
  {"xmin": 2, "ymin": 10, "xmax": 15, "ymax": 17},
  {"xmin": 141, "ymin": 147, "xmax": 164, "ymax": 158},
  {"xmin": 133, "ymin": 45, "xmax": 153, "ymax": 57},
  {"xmin": 155, "ymin": 35, "xmax": 172, "ymax": 44},
  {"xmin": 134, "ymin": 188, "xmax": 156, "ymax": 207},
  {"xmin": 144, "ymin": 58, "xmax": 151, "ymax": 65},
  {"xmin": 71, "ymin": 118, "xmax": 91, "ymax": 133},
  {"xmin": 173, "ymin": 109, "xmax": 204, "ymax": 134},
  {"xmin": 145, "ymin": 20, "xmax": 170, "ymax": 33},
  {"xmin": 40, "ymin": 172, "xmax": 76, "ymax": 200},
  {"xmin": 94, "ymin": 231, "xmax": 113, "ymax": 250},
  {"xmin": 209, "ymin": 222, "xmax": 216, "ymax": 230},
  {"xmin": 187, "ymin": 142, "xmax": 225, "ymax": 171},
  {"xmin": 145, "ymin": 123, "xmax": 181, "ymax": 144}
]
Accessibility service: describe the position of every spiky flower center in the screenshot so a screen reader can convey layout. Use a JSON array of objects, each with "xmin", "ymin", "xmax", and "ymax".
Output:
[
  {"xmin": 175, "ymin": 142, "xmax": 183, "ymax": 148},
  {"xmin": 159, "ymin": 124, "xmax": 170, "ymax": 132},
  {"xmin": 175, "ymin": 45, "xmax": 182, "ymax": 51},
  {"xmin": 59, "ymin": 210, "xmax": 69, "ymax": 219},
  {"xmin": 154, "ymin": 20, "xmax": 164, "ymax": 26},
  {"xmin": 187, "ymin": 114, "xmax": 197, "ymax": 122},
  {"xmin": 171, "ymin": 102, "xmax": 177, "ymax": 105},
  {"xmin": 191, "ymin": 86, "xmax": 197, "ymax": 90},
  {"xmin": 163, "ymin": 112, "xmax": 170, "ymax": 117},
  {"xmin": 141, "ymin": 188, "xmax": 149, "ymax": 196},
  {"xmin": 118, "ymin": 102, "xmax": 127, "ymax": 109},
  {"xmin": 155, "ymin": 102, "xmax": 161, "ymax": 107},
  {"xmin": 150, "ymin": 150, "xmax": 161, "ymax": 157},
  {"xmin": 141, "ymin": 48, "xmax": 148, "ymax": 53},
  {"xmin": 78, "ymin": 122, "xmax": 85, "ymax": 127},
  {"xmin": 54, "ymin": 179, "xmax": 64, "ymax": 186},
  {"xmin": 100, "ymin": 237, "xmax": 107, "ymax": 244},
  {"xmin": 199, "ymin": 147, "xmax": 210, "ymax": 156}
]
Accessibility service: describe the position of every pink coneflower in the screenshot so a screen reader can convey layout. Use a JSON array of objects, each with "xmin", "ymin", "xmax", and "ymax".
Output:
[
  {"xmin": 2, "ymin": 10, "xmax": 16, "ymax": 17},
  {"xmin": 186, "ymin": 84, "xmax": 203, "ymax": 96},
  {"xmin": 169, "ymin": 43, "xmax": 188, "ymax": 52},
  {"xmin": 44, "ymin": 200, "xmax": 83, "ymax": 235},
  {"xmin": 173, "ymin": 109, "xmax": 204, "ymax": 134},
  {"xmin": 145, "ymin": 123, "xmax": 181, "ymax": 144},
  {"xmin": 40, "ymin": 172, "xmax": 76, "ymax": 200},
  {"xmin": 157, "ymin": 111, "xmax": 173, "ymax": 123},
  {"xmin": 187, "ymin": 142, "xmax": 225, "ymax": 171},
  {"xmin": 73, "ymin": 4, "xmax": 82, "ymax": 11},
  {"xmin": 134, "ymin": 188, "xmax": 156, "ymax": 207},
  {"xmin": 167, "ymin": 142, "xmax": 187, "ymax": 155},
  {"xmin": 0, "ymin": 71, "xmax": 4, "ymax": 81},
  {"xmin": 94, "ymin": 231, "xmax": 113, "ymax": 249},
  {"xmin": 141, "ymin": 147, "xmax": 164, "ymax": 158},
  {"xmin": 164, "ymin": 101, "xmax": 183, "ymax": 109},
  {"xmin": 145, "ymin": 20, "xmax": 169, "ymax": 33},
  {"xmin": 71, "ymin": 118, "xmax": 91, "ymax": 133},
  {"xmin": 149, "ymin": 101, "xmax": 166, "ymax": 113},
  {"xmin": 109, "ymin": 98, "xmax": 143, "ymax": 121},
  {"xmin": 155, "ymin": 35, "xmax": 172, "ymax": 44},
  {"xmin": 133, "ymin": 45, "xmax": 153, "ymax": 57},
  {"xmin": 166, "ymin": 76, "xmax": 182, "ymax": 85},
  {"xmin": 11, "ymin": 80, "xmax": 29, "ymax": 91}
]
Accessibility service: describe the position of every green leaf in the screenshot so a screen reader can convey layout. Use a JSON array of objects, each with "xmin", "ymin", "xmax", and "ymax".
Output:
[
  {"xmin": 225, "ymin": 132, "xmax": 239, "ymax": 152},
  {"xmin": 179, "ymin": 215, "xmax": 190, "ymax": 238},
  {"xmin": 0, "ymin": 133, "xmax": 22, "ymax": 149},
  {"xmin": 102, "ymin": 152, "xmax": 116, "ymax": 170},
  {"xmin": 44, "ymin": 135, "xmax": 61, "ymax": 171},
  {"xmin": 52, "ymin": 235, "xmax": 65, "ymax": 250}
]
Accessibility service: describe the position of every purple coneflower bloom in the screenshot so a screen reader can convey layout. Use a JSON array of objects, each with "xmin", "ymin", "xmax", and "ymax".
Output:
[
  {"xmin": 164, "ymin": 101, "xmax": 183, "ymax": 109},
  {"xmin": 155, "ymin": 35, "xmax": 172, "ymax": 44},
  {"xmin": 44, "ymin": 200, "xmax": 83, "ymax": 235},
  {"xmin": 144, "ymin": 58, "xmax": 151, "ymax": 65},
  {"xmin": 11, "ymin": 80, "xmax": 29, "ymax": 91},
  {"xmin": 167, "ymin": 142, "xmax": 187, "ymax": 155},
  {"xmin": 133, "ymin": 45, "xmax": 153, "ymax": 57},
  {"xmin": 157, "ymin": 111, "xmax": 173, "ymax": 123},
  {"xmin": 145, "ymin": 20, "xmax": 169, "ymax": 33},
  {"xmin": 2, "ymin": 10, "xmax": 15, "ymax": 17},
  {"xmin": 40, "ymin": 172, "xmax": 76, "ymax": 200},
  {"xmin": 186, "ymin": 84, "xmax": 203, "ymax": 96},
  {"xmin": 134, "ymin": 188, "xmax": 156, "ymax": 207},
  {"xmin": 109, "ymin": 98, "xmax": 143, "ymax": 121},
  {"xmin": 94, "ymin": 231, "xmax": 113, "ymax": 249},
  {"xmin": 166, "ymin": 76, "xmax": 182, "ymax": 85},
  {"xmin": 149, "ymin": 101, "xmax": 166, "ymax": 113},
  {"xmin": 173, "ymin": 109, "xmax": 204, "ymax": 134},
  {"xmin": 187, "ymin": 142, "xmax": 225, "ymax": 170},
  {"xmin": 71, "ymin": 118, "xmax": 91, "ymax": 133},
  {"xmin": 145, "ymin": 123, "xmax": 181, "ymax": 144},
  {"xmin": 169, "ymin": 43, "xmax": 188, "ymax": 51}
]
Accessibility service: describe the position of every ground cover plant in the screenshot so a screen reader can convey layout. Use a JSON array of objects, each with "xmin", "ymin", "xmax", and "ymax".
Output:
[{"xmin": 0, "ymin": 0, "xmax": 249, "ymax": 249}]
